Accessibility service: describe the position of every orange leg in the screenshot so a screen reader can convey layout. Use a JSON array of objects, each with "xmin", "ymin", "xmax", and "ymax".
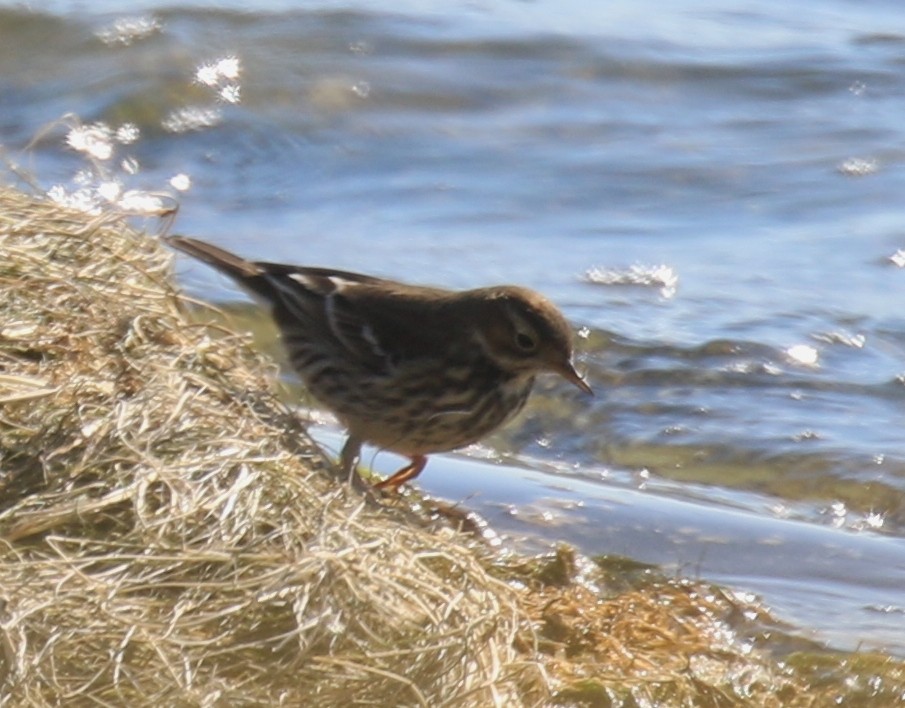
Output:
[{"xmin": 374, "ymin": 455, "xmax": 428, "ymax": 492}]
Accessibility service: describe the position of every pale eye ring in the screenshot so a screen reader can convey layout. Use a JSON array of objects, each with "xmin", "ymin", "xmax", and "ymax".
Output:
[{"xmin": 515, "ymin": 332, "xmax": 536, "ymax": 351}]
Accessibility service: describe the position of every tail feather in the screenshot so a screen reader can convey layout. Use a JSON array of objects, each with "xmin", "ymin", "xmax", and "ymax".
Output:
[
  {"xmin": 166, "ymin": 236, "xmax": 328, "ymax": 333},
  {"xmin": 166, "ymin": 235, "xmax": 262, "ymax": 281},
  {"xmin": 166, "ymin": 235, "xmax": 289, "ymax": 305}
]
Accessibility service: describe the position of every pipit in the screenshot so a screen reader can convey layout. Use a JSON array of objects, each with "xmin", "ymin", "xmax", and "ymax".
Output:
[{"xmin": 167, "ymin": 236, "xmax": 592, "ymax": 491}]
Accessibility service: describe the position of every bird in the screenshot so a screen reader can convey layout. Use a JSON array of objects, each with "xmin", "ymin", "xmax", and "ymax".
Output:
[{"xmin": 166, "ymin": 235, "xmax": 593, "ymax": 492}]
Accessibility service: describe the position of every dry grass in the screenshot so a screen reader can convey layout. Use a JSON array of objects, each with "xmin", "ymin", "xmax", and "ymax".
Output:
[
  {"xmin": 0, "ymin": 187, "xmax": 541, "ymax": 705},
  {"xmin": 1, "ymin": 184, "xmax": 904, "ymax": 707}
]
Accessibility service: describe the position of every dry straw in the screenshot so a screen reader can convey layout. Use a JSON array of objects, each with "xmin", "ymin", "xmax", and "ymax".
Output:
[
  {"xmin": 0, "ymin": 187, "xmax": 542, "ymax": 705},
  {"xmin": 2, "ymin": 185, "xmax": 903, "ymax": 706}
]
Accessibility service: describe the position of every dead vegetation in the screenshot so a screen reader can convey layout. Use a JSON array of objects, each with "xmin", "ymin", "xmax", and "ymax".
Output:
[{"xmin": 0, "ymin": 185, "xmax": 903, "ymax": 706}]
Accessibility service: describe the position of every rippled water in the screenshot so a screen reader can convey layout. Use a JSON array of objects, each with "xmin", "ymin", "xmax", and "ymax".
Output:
[{"xmin": 3, "ymin": 0, "xmax": 905, "ymax": 654}]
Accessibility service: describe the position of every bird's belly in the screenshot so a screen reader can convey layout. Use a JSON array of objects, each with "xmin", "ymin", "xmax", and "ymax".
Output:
[{"xmin": 307, "ymin": 368, "xmax": 534, "ymax": 456}]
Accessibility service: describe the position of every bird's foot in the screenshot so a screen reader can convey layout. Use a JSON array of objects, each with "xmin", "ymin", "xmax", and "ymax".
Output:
[{"xmin": 373, "ymin": 454, "xmax": 428, "ymax": 493}]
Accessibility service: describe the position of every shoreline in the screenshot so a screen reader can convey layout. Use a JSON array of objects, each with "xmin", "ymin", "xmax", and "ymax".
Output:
[{"xmin": 1, "ymin": 185, "xmax": 902, "ymax": 705}]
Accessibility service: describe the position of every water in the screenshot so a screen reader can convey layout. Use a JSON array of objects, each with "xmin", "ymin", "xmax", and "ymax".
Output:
[{"xmin": 3, "ymin": 0, "xmax": 905, "ymax": 655}]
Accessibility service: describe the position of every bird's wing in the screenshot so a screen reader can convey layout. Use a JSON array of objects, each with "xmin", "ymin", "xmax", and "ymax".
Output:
[
  {"xmin": 261, "ymin": 265, "xmax": 454, "ymax": 374},
  {"xmin": 323, "ymin": 279, "xmax": 459, "ymax": 374},
  {"xmin": 166, "ymin": 236, "xmax": 455, "ymax": 374}
]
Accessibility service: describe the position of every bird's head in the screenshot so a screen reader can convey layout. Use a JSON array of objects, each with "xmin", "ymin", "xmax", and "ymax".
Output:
[{"xmin": 471, "ymin": 286, "xmax": 593, "ymax": 395}]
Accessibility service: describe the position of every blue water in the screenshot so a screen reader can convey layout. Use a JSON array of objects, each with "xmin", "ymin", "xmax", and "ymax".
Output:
[{"xmin": 3, "ymin": 0, "xmax": 905, "ymax": 654}]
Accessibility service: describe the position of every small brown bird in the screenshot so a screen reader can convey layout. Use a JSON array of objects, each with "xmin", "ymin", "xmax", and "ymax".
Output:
[{"xmin": 166, "ymin": 236, "xmax": 592, "ymax": 491}]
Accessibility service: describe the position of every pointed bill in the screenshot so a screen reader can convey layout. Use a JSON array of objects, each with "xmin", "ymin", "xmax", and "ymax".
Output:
[{"xmin": 558, "ymin": 360, "xmax": 594, "ymax": 395}]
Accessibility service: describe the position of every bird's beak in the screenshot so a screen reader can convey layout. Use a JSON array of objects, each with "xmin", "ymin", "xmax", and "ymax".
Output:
[{"xmin": 558, "ymin": 360, "xmax": 594, "ymax": 395}]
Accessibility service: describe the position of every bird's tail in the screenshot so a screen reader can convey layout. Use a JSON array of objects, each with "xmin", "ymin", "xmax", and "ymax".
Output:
[
  {"xmin": 166, "ymin": 236, "xmax": 328, "ymax": 332},
  {"xmin": 166, "ymin": 235, "xmax": 262, "ymax": 281}
]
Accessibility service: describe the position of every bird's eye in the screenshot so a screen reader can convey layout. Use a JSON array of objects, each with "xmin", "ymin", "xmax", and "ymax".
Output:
[{"xmin": 515, "ymin": 332, "xmax": 536, "ymax": 351}]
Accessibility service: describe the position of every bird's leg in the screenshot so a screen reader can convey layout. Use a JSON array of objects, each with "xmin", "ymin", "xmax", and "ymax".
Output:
[
  {"xmin": 340, "ymin": 435, "xmax": 368, "ymax": 491},
  {"xmin": 374, "ymin": 454, "xmax": 428, "ymax": 492}
]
